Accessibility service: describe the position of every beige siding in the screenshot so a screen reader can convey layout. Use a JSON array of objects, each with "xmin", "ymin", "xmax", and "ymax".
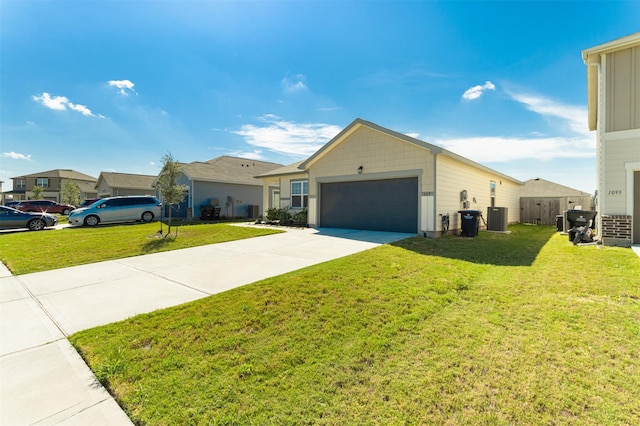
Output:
[
  {"xmin": 308, "ymin": 126, "xmax": 433, "ymax": 190},
  {"xmin": 603, "ymin": 135, "xmax": 640, "ymax": 213},
  {"xmin": 606, "ymin": 46, "xmax": 640, "ymax": 132},
  {"xmin": 307, "ymin": 126, "xmax": 433, "ymax": 228},
  {"xmin": 435, "ymin": 155, "xmax": 521, "ymax": 230}
]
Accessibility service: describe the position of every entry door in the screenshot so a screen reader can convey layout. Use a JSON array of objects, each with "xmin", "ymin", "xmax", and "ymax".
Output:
[
  {"xmin": 634, "ymin": 171, "xmax": 640, "ymax": 244},
  {"xmin": 271, "ymin": 189, "xmax": 280, "ymax": 209}
]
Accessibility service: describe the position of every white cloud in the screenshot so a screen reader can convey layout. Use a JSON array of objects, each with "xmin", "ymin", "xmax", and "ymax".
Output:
[
  {"xmin": 433, "ymin": 91, "xmax": 594, "ymax": 163},
  {"xmin": 281, "ymin": 74, "xmax": 308, "ymax": 93},
  {"xmin": 228, "ymin": 149, "xmax": 265, "ymax": 160},
  {"xmin": 2, "ymin": 152, "xmax": 32, "ymax": 161},
  {"xmin": 108, "ymin": 79, "xmax": 137, "ymax": 96},
  {"xmin": 462, "ymin": 81, "xmax": 496, "ymax": 100},
  {"xmin": 508, "ymin": 92, "xmax": 589, "ymax": 137},
  {"xmin": 32, "ymin": 93, "xmax": 68, "ymax": 110},
  {"xmin": 32, "ymin": 92, "xmax": 103, "ymax": 118},
  {"xmin": 233, "ymin": 115, "xmax": 341, "ymax": 157},
  {"xmin": 435, "ymin": 135, "xmax": 595, "ymax": 163}
]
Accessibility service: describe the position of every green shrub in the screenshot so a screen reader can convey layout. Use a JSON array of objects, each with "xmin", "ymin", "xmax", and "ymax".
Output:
[
  {"xmin": 291, "ymin": 208, "xmax": 307, "ymax": 224},
  {"xmin": 265, "ymin": 207, "xmax": 291, "ymax": 223}
]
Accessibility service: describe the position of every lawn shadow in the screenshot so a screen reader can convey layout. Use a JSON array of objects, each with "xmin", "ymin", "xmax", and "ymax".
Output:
[
  {"xmin": 391, "ymin": 225, "xmax": 557, "ymax": 267},
  {"xmin": 141, "ymin": 233, "xmax": 177, "ymax": 252}
]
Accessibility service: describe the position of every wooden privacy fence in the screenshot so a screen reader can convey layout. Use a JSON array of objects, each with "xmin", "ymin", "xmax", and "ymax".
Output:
[{"xmin": 520, "ymin": 196, "xmax": 594, "ymax": 226}]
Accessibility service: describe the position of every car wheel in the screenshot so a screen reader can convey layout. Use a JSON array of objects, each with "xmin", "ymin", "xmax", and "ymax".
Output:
[
  {"xmin": 62, "ymin": 208, "xmax": 70, "ymax": 215},
  {"xmin": 84, "ymin": 215, "xmax": 100, "ymax": 226},
  {"xmin": 141, "ymin": 211, "xmax": 154, "ymax": 222},
  {"xmin": 28, "ymin": 218, "xmax": 46, "ymax": 231}
]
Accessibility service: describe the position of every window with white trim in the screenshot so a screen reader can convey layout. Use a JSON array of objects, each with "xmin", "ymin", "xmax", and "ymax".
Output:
[
  {"xmin": 16, "ymin": 179, "xmax": 26, "ymax": 190},
  {"xmin": 36, "ymin": 178, "xmax": 49, "ymax": 188},
  {"xmin": 291, "ymin": 180, "xmax": 308, "ymax": 208}
]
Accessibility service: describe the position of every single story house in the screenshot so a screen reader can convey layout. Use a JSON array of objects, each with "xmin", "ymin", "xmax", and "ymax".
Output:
[
  {"xmin": 6, "ymin": 169, "xmax": 97, "ymax": 202},
  {"xmin": 95, "ymin": 172, "xmax": 156, "ymax": 198},
  {"xmin": 174, "ymin": 156, "xmax": 283, "ymax": 219},
  {"xmin": 520, "ymin": 178, "xmax": 594, "ymax": 226},
  {"xmin": 583, "ymin": 32, "xmax": 640, "ymax": 246},
  {"xmin": 258, "ymin": 118, "xmax": 523, "ymax": 236}
]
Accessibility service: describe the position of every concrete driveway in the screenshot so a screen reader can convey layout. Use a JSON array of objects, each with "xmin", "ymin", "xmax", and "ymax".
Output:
[{"xmin": 0, "ymin": 226, "xmax": 414, "ymax": 425}]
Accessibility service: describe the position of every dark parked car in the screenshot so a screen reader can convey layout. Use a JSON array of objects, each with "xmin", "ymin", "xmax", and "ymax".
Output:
[
  {"xmin": 15, "ymin": 200, "xmax": 75, "ymax": 215},
  {"xmin": 0, "ymin": 206, "xmax": 58, "ymax": 231}
]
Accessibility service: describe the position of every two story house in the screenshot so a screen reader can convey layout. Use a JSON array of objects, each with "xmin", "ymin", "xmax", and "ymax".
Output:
[
  {"xmin": 8, "ymin": 169, "xmax": 98, "ymax": 203},
  {"xmin": 582, "ymin": 32, "xmax": 640, "ymax": 246}
]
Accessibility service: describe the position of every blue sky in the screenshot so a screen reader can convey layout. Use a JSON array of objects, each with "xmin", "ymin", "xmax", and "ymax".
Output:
[{"xmin": 1, "ymin": 1, "xmax": 638, "ymax": 194}]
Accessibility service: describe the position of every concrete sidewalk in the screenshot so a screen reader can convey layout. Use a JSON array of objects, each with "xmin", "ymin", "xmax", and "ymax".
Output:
[{"xmin": 0, "ymin": 226, "xmax": 414, "ymax": 425}]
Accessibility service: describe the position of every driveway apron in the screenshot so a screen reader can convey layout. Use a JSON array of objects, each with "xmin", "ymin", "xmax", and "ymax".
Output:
[{"xmin": 0, "ymin": 226, "xmax": 414, "ymax": 425}]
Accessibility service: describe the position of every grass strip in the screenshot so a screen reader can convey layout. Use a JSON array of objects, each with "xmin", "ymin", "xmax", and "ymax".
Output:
[
  {"xmin": 70, "ymin": 225, "xmax": 640, "ymax": 424},
  {"xmin": 0, "ymin": 222, "xmax": 281, "ymax": 275}
]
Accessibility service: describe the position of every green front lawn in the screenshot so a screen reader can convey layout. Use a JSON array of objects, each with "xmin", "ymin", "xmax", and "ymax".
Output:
[
  {"xmin": 70, "ymin": 225, "xmax": 640, "ymax": 425},
  {"xmin": 0, "ymin": 222, "xmax": 281, "ymax": 275}
]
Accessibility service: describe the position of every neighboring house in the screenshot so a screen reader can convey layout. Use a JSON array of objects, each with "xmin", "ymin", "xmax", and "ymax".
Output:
[
  {"xmin": 95, "ymin": 172, "xmax": 156, "ymax": 198},
  {"xmin": 520, "ymin": 178, "xmax": 594, "ymax": 226},
  {"xmin": 258, "ymin": 118, "xmax": 523, "ymax": 235},
  {"xmin": 7, "ymin": 169, "xmax": 97, "ymax": 203},
  {"xmin": 582, "ymin": 32, "xmax": 640, "ymax": 247},
  {"xmin": 173, "ymin": 156, "xmax": 283, "ymax": 219}
]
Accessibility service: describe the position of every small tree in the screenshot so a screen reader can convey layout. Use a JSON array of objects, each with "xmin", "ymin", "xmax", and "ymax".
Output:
[
  {"xmin": 61, "ymin": 180, "xmax": 81, "ymax": 206},
  {"xmin": 155, "ymin": 153, "xmax": 187, "ymax": 236},
  {"xmin": 30, "ymin": 186, "xmax": 44, "ymax": 199}
]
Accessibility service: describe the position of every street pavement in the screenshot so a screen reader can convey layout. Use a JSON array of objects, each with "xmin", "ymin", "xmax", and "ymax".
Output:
[{"xmin": 0, "ymin": 226, "xmax": 415, "ymax": 425}]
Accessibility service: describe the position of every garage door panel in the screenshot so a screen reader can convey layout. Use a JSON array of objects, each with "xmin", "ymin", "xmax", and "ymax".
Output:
[{"xmin": 320, "ymin": 178, "xmax": 417, "ymax": 233}]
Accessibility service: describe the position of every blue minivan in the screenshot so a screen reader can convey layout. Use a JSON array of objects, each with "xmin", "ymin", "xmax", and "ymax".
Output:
[{"xmin": 67, "ymin": 196, "xmax": 162, "ymax": 226}]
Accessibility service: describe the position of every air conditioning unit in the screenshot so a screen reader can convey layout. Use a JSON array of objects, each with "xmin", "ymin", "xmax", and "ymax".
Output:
[{"xmin": 487, "ymin": 207, "xmax": 508, "ymax": 231}]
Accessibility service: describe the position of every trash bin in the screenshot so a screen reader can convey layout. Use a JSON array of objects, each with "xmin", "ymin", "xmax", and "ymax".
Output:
[
  {"xmin": 458, "ymin": 210, "xmax": 482, "ymax": 237},
  {"xmin": 556, "ymin": 215, "xmax": 564, "ymax": 232}
]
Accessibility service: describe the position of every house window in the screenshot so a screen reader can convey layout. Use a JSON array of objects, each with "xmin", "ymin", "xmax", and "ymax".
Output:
[
  {"xmin": 36, "ymin": 178, "xmax": 49, "ymax": 188},
  {"xmin": 490, "ymin": 180, "xmax": 496, "ymax": 207},
  {"xmin": 16, "ymin": 179, "xmax": 26, "ymax": 190},
  {"xmin": 291, "ymin": 180, "xmax": 308, "ymax": 208}
]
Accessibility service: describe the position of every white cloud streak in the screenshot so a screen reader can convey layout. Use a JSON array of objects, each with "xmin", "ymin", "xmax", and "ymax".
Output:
[
  {"xmin": 435, "ymin": 91, "xmax": 593, "ymax": 163},
  {"xmin": 228, "ymin": 149, "xmax": 266, "ymax": 161},
  {"xmin": 108, "ymin": 80, "xmax": 137, "ymax": 96},
  {"xmin": 509, "ymin": 92, "xmax": 590, "ymax": 137},
  {"xmin": 32, "ymin": 92, "xmax": 103, "ymax": 118},
  {"xmin": 435, "ymin": 135, "xmax": 594, "ymax": 163},
  {"xmin": 462, "ymin": 81, "xmax": 496, "ymax": 100},
  {"xmin": 2, "ymin": 152, "xmax": 32, "ymax": 161},
  {"xmin": 281, "ymin": 74, "xmax": 308, "ymax": 93},
  {"xmin": 233, "ymin": 115, "xmax": 341, "ymax": 157}
]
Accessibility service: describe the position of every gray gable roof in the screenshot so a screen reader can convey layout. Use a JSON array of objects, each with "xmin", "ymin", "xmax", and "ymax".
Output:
[
  {"xmin": 98, "ymin": 172, "xmax": 156, "ymax": 190},
  {"xmin": 255, "ymin": 160, "xmax": 306, "ymax": 178},
  {"xmin": 14, "ymin": 169, "xmax": 97, "ymax": 182},
  {"xmin": 300, "ymin": 118, "xmax": 523, "ymax": 185},
  {"xmin": 181, "ymin": 156, "xmax": 283, "ymax": 185},
  {"xmin": 521, "ymin": 178, "xmax": 592, "ymax": 197}
]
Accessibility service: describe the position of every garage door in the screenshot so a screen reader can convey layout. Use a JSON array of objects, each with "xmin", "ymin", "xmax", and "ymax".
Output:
[{"xmin": 320, "ymin": 177, "xmax": 418, "ymax": 233}]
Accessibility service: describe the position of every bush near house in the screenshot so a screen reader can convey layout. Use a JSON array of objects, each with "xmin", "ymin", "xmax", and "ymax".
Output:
[{"xmin": 265, "ymin": 207, "xmax": 291, "ymax": 223}]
